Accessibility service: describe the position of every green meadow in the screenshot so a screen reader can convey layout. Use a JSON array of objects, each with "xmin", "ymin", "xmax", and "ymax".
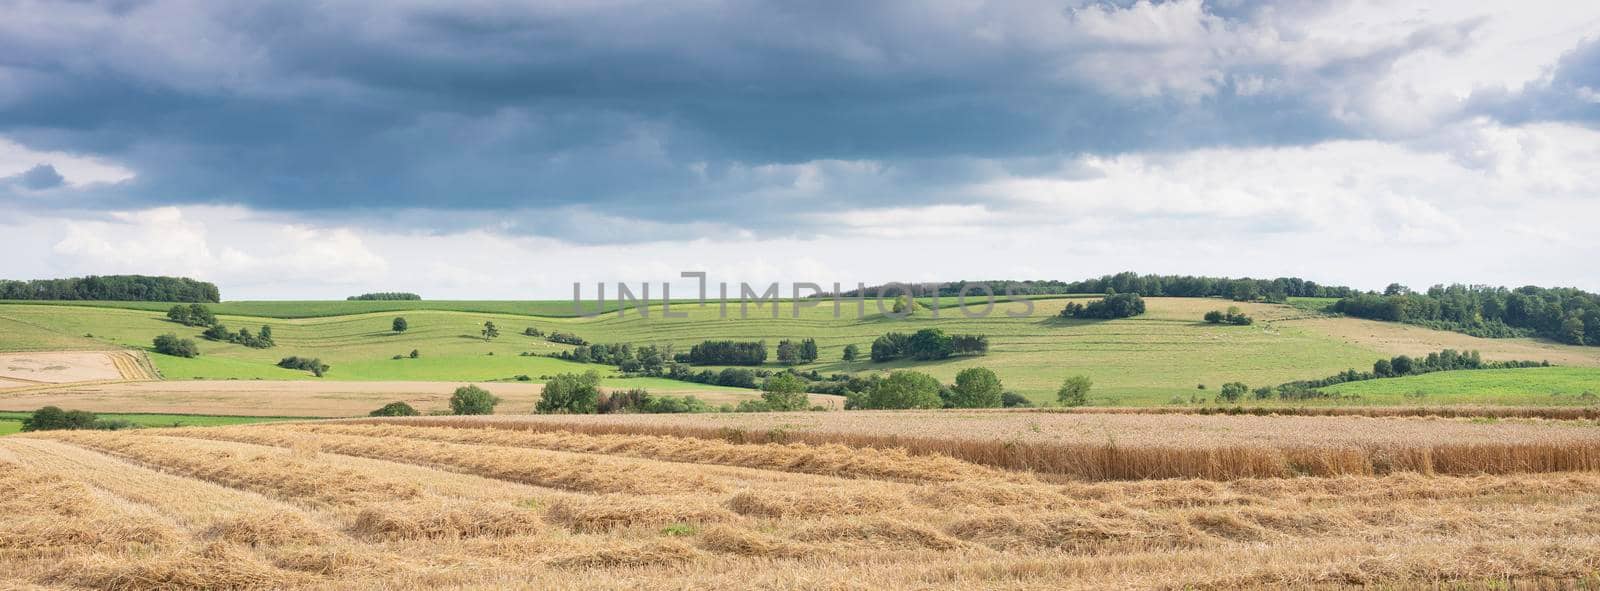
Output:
[
  {"xmin": 1320, "ymin": 366, "xmax": 1600, "ymax": 406},
  {"xmin": 0, "ymin": 297, "xmax": 1396, "ymax": 404},
  {"xmin": 0, "ymin": 411, "xmax": 299, "ymax": 435}
]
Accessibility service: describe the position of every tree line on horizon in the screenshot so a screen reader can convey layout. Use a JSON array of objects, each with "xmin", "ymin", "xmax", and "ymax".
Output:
[
  {"xmin": 0, "ymin": 275, "xmax": 219, "ymax": 303},
  {"xmin": 819, "ymin": 272, "xmax": 1361, "ymax": 302},
  {"xmin": 1334, "ymin": 284, "xmax": 1600, "ymax": 347}
]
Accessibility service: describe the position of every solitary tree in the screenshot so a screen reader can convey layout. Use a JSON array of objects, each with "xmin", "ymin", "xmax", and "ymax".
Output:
[
  {"xmin": 537, "ymin": 371, "xmax": 601, "ymax": 414},
  {"xmin": 949, "ymin": 367, "xmax": 1004, "ymax": 408},
  {"xmin": 449, "ymin": 385, "xmax": 500, "ymax": 415},
  {"xmin": 761, "ymin": 373, "xmax": 811, "ymax": 411},
  {"xmin": 392, "ymin": 317, "xmax": 408, "ymax": 333},
  {"xmin": 863, "ymin": 371, "xmax": 942, "ymax": 409},
  {"xmin": 1056, "ymin": 375, "xmax": 1093, "ymax": 407},
  {"xmin": 842, "ymin": 343, "xmax": 860, "ymax": 362},
  {"xmin": 482, "ymin": 320, "xmax": 499, "ymax": 341}
]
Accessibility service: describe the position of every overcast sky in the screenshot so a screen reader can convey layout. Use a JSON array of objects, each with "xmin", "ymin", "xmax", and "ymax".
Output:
[{"xmin": 2, "ymin": 0, "xmax": 1598, "ymax": 299}]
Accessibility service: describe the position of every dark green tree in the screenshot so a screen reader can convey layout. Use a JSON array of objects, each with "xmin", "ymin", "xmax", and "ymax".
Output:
[
  {"xmin": 949, "ymin": 367, "xmax": 1004, "ymax": 408},
  {"xmin": 392, "ymin": 317, "xmax": 408, "ymax": 333},
  {"xmin": 537, "ymin": 372, "xmax": 601, "ymax": 414},
  {"xmin": 449, "ymin": 385, "xmax": 500, "ymax": 415}
]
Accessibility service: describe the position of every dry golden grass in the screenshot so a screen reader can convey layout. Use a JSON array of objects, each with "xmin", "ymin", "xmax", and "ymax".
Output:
[
  {"xmin": 362, "ymin": 412, "xmax": 1600, "ymax": 480},
  {"xmin": 6, "ymin": 417, "xmax": 1600, "ymax": 589}
]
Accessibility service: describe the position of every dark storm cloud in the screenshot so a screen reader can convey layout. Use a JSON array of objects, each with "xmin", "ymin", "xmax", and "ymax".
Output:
[
  {"xmin": 1473, "ymin": 38, "xmax": 1600, "ymax": 125},
  {"xmin": 13, "ymin": 164, "xmax": 65, "ymax": 190},
  {"xmin": 0, "ymin": 0, "xmax": 1559, "ymax": 241}
]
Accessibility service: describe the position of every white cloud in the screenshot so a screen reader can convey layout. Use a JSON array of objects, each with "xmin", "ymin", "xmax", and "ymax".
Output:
[{"xmin": 0, "ymin": 137, "xmax": 136, "ymax": 188}]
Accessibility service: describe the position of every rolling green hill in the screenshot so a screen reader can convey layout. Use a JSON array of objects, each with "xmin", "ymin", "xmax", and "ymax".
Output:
[
  {"xmin": 1320, "ymin": 366, "xmax": 1600, "ymax": 406},
  {"xmin": 0, "ymin": 297, "xmax": 1383, "ymax": 404}
]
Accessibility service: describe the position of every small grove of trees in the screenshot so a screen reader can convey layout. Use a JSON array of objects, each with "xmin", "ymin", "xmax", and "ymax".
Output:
[
  {"xmin": 277, "ymin": 356, "xmax": 330, "ymax": 377},
  {"xmin": 450, "ymin": 385, "xmax": 500, "ymax": 415},
  {"xmin": 348, "ymin": 292, "xmax": 420, "ymax": 300},
  {"xmin": 947, "ymin": 367, "xmax": 1003, "ymax": 408},
  {"xmin": 392, "ymin": 317, "xmax": 408, "ymax": 332},
  {"xmin": 1061, "ymin": 292, "xmax": 1146, "ymax": 319},
  {"xmin": 152, "ymin": 333, "xmax": 200, "ymax": 358},
  {"xmin": 201, "ymin": 323, "xmax": 275, "ymax": 348},
  {"xmin": 1333, "ymin": 284, "xmax": 1600, "ymax": 346},
  {"xmin": 1217, "ymin": 381, "xmax": 1251, "ymax": 402},
  {"xmin": 870, "ymin": 329, "xmax": 988, "ymax": 362},
  {"xmin": 849, "ymin": 370, "xmax": 943, "ymax": 409},
  {"xmin": 686, "ymin": 340, "xmax": 768, "ymax": 366},
  {"xmin": 523, "ymin": 326, "xmax": 544, "ymax": 337},
  {"xmin": 166, "ymin": 303, "xmax": 217, "ymax": 327},
  {"xmin": 546, "ymin": 331, "xmax": 587, "ymax": 346},
  {"xmin": 369, "ymin": 401, "xmax": 420, "ymax": 417},
  {"xmin": 775, "ymin": 338, "xmax": 819, "ymax": 364},
  {"xmin": 537, "ymin": 372, "xmax": 601, "ymax": 414},
  {"xmin": 20, "ymin": 406, "xmax": 133, "ymax": 431},
  {"xmin": 1203, "ymin": 306, "xmax": 1254, "ymax": 326},
  {"xmin": 2, "ymin": 275, "xmax": 220, "ymax": 302},
  {"xmin": 596, "ymin": 388, "xmax": 712, "ymax": 414},
  {"xmin": 1056, "ymin": 375, "xmax": 1093, "ymax": 406},
  {"xmin": 760, "ymin": 372, "xmax": 811, "ymax": 411}
]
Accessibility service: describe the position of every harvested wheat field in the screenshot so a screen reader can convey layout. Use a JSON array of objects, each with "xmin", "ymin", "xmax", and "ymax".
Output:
[
  {"xmin": 5, "ymin": 414, "xmax": 1600, "ymax": 590},
  {"xmin": 0, "ymin": 379, "xmax": 827, "ymax": 417}
]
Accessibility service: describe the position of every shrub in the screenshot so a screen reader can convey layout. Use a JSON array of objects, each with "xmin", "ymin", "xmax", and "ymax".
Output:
[
  {"xmin": 842, "ymin": 343, "xmax": 860, "ymax": 362},
  {"xmin": 277, "ymin": 356, "xmax": 330, "ymax": 377},
  {"xmin": 1218, "ymin": 382, "xmax": 1250, "ymax": 403},
  {"xmin": 715, "ymin": 368, "xmax": 758, "ymax": 389},
  {"xmin": 369, "ymin": 401, "xmax": 420, "ymax": 417},
  {"xmin": 450, "ymin": 385, "xmax": 500, "ymax": 415},
  {"xmin": 21, "ymin": 406, "xmax": 99, "ymax": 431},
  {"xmin": 861, "ymin": 371, "xmax": 942, "ymax": 409},
  {"xmin": 1000, "ymin": 391, "xmax": 1032, "ymax": 408},
  {"xmin": 949, "ymin": 367, "xmax": 1003, "ymax": 408},
  {"xmin": 409, "ymin": 349, "xmax": 420, "ymax": 359},
  {"xmin": 152, "ymin": 333, "xmax": 200, "ymax": 358},
  {"xmin": 760, "ymin": 373, "xmax": 810, "ymax": 411},
  {"xmin": 537, "ymin": 372, "xmax": 600, "ymax": 414},
  {"xmin": 1057, "ymin": 375, "xmax": 1093, "ymax": 407}
]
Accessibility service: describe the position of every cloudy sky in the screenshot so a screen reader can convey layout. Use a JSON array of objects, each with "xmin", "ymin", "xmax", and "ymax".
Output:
[{"xmin": 2, "ymin": 0, "xmax": 1598, "ymax": 299}]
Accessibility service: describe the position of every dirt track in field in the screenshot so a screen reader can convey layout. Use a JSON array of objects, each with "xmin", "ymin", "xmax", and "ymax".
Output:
[{"xmin": 0, "ymin": 379, "xmax": 827, "ymax": 417}]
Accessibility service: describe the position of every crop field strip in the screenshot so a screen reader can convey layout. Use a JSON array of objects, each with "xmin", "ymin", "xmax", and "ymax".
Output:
[
  {"xmin": 6, "ymin": 421, "xmax": 1600, "ymax": 589},
  {"xmin": 363, "ymin": 413, "xmax": 1600, "ymax": 481}
]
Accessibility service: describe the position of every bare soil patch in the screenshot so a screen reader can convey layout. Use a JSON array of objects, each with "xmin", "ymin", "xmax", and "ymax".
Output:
[{"xmin": 0, "ymin": 351, "xmax": 125, "ymax": 385}]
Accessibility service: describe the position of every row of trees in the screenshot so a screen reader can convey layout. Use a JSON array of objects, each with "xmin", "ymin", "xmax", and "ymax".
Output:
[
  {"xmin": 202, "ymin": 324, "xmax": 275, "ymax": 348},
  {"xmin": 18, "ymin": 407, "xmax": 134, "ymax": 431},
  {"xmin": 348, "ymin": 292, "xmax": 420, "ymax": 300},
  {"xmin": 686, "ymin": 340, "xmax": 768, "ymax": 366},
  {"xmin": 823, "ymin": 273, "xmax": 1357, "ymax": 302},
  {"xmin": 167, "ymin": 304, "xmax": 217, "ymax": 327},
  {"xmin": 277, "ymin": 356, "xmax": 330, "ymax": 377},
  {"xmin": 0, "ymin": 275, "xmax": 220, "ymax": 302},
  {"xmin": 775, "ymin": 338, "xmax": 819, "ymax": 364},
  {"xmin": 546, "ymin": 331, "xmax": 587, "ymax": 346},
  {"xmin": 1333, "ymin": 284, "xmax": 1600, "ymax": 346},
  {"xmin": 1062, "ymin": 292, "xmax": 1146, "ymax": 319},
  {"xmin": 1203, "ymin": 306, "xmax": 1254, "ymax": 325},
  {"xmin": 869, "ymin": 329, "xmax": 989, "ymax": 362}
]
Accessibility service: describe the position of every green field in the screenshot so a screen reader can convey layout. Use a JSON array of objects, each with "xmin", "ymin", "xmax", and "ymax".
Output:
[
  {"xmin": 0, "ymin": 297, "xmax": 1391, "ymax": 404},
  {"xmin": 7, "ymin": 295, "xmax": 1597, "ymax": 405},
  {"xmin": 0, "ymin": 411, "xmax": 299, "ymax": 435},
  {"xmin": 1320, "ymin": 367, "xmax": 1600, "ymax": 406}
]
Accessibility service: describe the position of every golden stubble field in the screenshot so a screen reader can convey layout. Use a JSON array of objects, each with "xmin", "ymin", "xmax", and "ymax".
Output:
[{"xmin": 4, "ymin": 413, "xmax": 1600, "ymax": 590}]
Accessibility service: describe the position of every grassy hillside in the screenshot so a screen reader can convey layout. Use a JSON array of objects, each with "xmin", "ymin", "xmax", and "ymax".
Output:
[
  {"xmin": 5, "ymin": 296, "xmax": 1595, "ymax": 404},
  {"xmin": 1320, "ymin": 366, "xmax": 1600, "ymax": 406},
  {"xmin": 0, "ymin": 298, "xmax": 1372, "ymax": 404}
]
